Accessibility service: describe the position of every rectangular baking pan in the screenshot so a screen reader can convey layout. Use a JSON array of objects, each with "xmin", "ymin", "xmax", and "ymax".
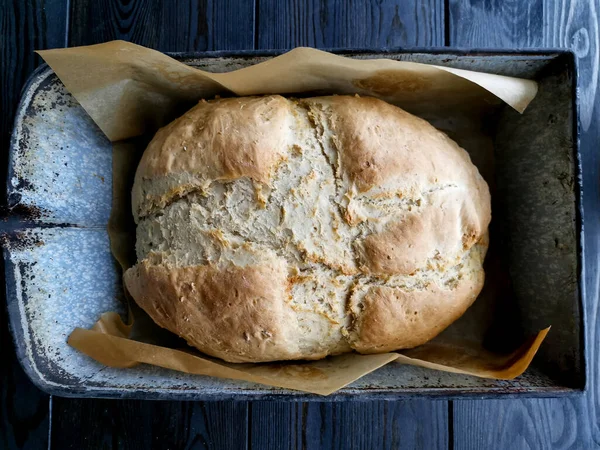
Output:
[{"xmin": 3, "ymin": 49, "xmax": 584, "ymax": 400}]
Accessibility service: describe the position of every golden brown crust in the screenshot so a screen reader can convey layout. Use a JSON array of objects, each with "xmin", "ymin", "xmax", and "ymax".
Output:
[
  {"xmin": 140, "ymin": 95, "xmax": 291, "ymax": 180},
  {"xmin": 301, "ymin": 96, "xmax": 490, "ymax": 276},
  {"xmin": 348, "ymin": 249, "xmax": 486, "ymax": 353},
  {"xmin": 302, "ymin": 96, "xmax": 482, "ymax": 194},
  {"xmin": 356, "ymin": 191, "xmax": 488, "ymax": 275},
  {"xmin": 128, "ymin": 94, "xmax": 492, "ymax": 363},
  {"xmin": 123, "ymin": 257, "xmax": 303, "ymax": 363},
  {"xmin": 132, "ymin": 95, "xmax": 293, "ymax": 219}
]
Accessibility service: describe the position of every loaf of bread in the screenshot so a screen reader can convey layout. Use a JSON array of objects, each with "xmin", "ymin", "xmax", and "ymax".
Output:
[{"xmin": 123, "ymin": 95, "xmax": 491, "ymax": 363}]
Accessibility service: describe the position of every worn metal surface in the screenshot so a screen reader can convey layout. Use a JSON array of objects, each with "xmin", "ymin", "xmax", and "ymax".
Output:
[
  {"xmin": 7, "ymin": 64, "xmax": 112, "ymax": 226},
  {"xmin": 3, "ymin": 51, "xmax": 583, "ymax": 400}
]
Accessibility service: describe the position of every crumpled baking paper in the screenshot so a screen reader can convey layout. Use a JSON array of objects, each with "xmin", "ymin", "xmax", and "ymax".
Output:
[{"xmin": 38, "ymin": 41, "xmax": 548, "ymax": 395}]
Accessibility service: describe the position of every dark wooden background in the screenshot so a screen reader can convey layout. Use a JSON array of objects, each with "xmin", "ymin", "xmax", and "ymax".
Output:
[{"xmin": 2, "ymin": 0, "xmax": 599, "ymax": 448}]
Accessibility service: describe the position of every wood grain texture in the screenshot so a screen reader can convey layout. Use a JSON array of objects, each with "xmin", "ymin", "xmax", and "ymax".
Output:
[
  {"xmin": 0, "ymin": 0, "xmax": 68, "ymax": 203},
  {"xmin": 449, "ymin": 0, "xmax": 600, "ymax": 448},
  {"xmin": 252, "ymin": 4, "xmax": 449, "ymax": 449},
  {"xmin": 453, "ymin": 398, "xmax": 586, "ymax": 449},
  {"xmin": 50, "ymin": 398, "xmax": 248, "ymax": 450},
  {"xmin": 6, "ymin": 1, "xmax": 596, "ymax": 449},
  {"xmin": 69, "ymin": 0, "xmax": 255, "ymax": 50},
  {"xmin": 0, "ymin": 0, "xmax": 67, "ymax": 449},
  {"xmin": 250, "ymin": 401, "xmax": 448, "ymax": 450},
  {"xmin": 58, "ymin": 3, "xmax": 252, "ymax": 449},
  {"xmin": 256, "ymin": 0, "xmax": 444, "ymax": 49},
  {"xmin": 449, "ymin": 0, "xmax": 544, "ymax": 48}
]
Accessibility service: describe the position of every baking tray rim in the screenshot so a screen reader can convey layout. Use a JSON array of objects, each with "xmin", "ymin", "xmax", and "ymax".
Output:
[{"xmin": 3, "ymin": 47, "xmax": 585, "ymax": 401}]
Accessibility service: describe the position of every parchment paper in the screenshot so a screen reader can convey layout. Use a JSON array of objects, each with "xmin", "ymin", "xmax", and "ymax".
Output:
[{"xmin": 38, "ymin": 41, "xmax": 548, "ymax": 395}]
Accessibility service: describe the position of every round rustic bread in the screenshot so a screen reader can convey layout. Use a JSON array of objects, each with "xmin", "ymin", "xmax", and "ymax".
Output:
[{"xmin": 124, "ymin": 95, "xmax": 491, "ymax": 363}]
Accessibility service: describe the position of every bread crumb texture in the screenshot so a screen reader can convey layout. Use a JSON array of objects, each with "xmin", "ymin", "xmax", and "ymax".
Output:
[{"xmin": 123, "ymin": 95, "xmax": 491, "ymax": 363}]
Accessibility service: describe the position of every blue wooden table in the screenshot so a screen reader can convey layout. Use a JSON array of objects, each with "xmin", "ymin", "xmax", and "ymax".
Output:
[{"xmin": 1, "ymin": 0, "xmax": 599, "ymax": 448}]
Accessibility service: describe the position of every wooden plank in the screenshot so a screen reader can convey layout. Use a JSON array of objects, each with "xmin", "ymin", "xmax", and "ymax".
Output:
[
  {"xmin": 250, "ymin": 401, "xmax": 449, "ymax": 450},
  {"xmin": 453, "ymin": 398, "xmax": 586, "ymax": 449},
  {"xmin": 50, "ymin": 398, "xmax": 248, "ymax": 450},
  {"xmin": 449, "ymin": 0, "xmax": 544, "ymax": 48},
  {"xmin": 449, "ymin": 0, "xmax": 600, "ymax": 448},
  {"xmin": 0, "ymin": 0, "xmax": 68, "ymax": 449},
  {"xmin": 256, "ymin": 0, "xmax": 444, "ymax": 49},
  {"xmin": 68, "ymin": 0, "xmax": 255, "ymax": 50},
  {"xmin": 252, "ymin": 3, "xmax": 449, "ymax": 448},
  {"xmin": 57, "ymin": 3, "xmax": 252, "ymax": 449},
  {"xmin": 0, "ymin": 0, "xmax": 69, "ymax": 196}
]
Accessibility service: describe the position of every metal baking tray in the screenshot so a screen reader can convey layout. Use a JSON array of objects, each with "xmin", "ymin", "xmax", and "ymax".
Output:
[{"xmin": 3, "ymin": 50, "xmax": 584, "ymax": 400}]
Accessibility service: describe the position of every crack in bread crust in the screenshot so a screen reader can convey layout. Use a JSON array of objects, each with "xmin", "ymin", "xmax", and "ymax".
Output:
[{"xmin": 126, "ymin": 95, "xmax": 491, "ymax": 362}]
